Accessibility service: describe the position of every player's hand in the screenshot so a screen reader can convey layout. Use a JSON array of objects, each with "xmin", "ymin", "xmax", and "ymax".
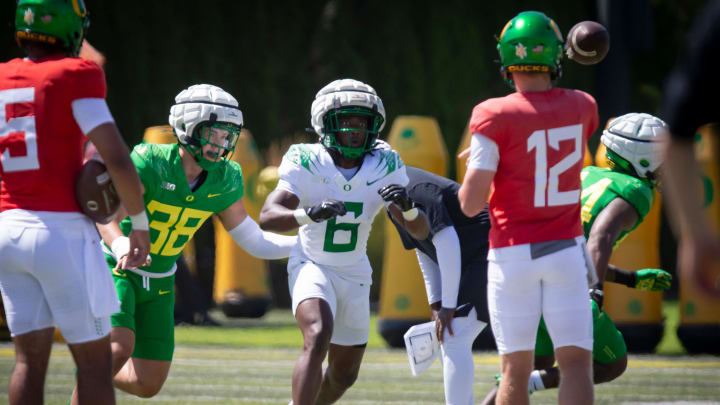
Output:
[
  {"xmin": 679, "ymin": 235, "xmax": 720, "ymax": 297},
  {"xmin": 126, "ymin": 229, "xmax": 151, "ymax": 268},
  {"xmin": 378, "ymin": 184, "xmax": 414, "ymax": 212},
  {"xmin": 589, "ymin": 288, "xmax": 604, "ymax": 310},
  {"xmin": 306, "ymin": 199, "xmax": 347, "ymax": 222},
  {"xmin": 635, "ymin": 269, "xmax": 672, "ymax": 291},
  {"xmin": 457, "ymin": 147, "xmax": 471, "ymax": 160},
  {"xmin": 431, "ymin": 303, "xmax": 455, "ymax": 344}
]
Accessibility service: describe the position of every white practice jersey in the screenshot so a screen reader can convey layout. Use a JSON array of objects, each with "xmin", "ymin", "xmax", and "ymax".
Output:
[{"xmin": 277, "ymin": 141, "xmax": 409, "ymax": 270}]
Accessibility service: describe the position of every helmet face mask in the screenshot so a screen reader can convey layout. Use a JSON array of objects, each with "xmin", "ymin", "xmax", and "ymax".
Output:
[
  {"xmin": 185, "ymin": 122, "xmax": 242, "ymax": 170},
  {"xmin": 496, "ymin": 11, "xmax": 564, "ymax": 88},
  {"xmin": 321, "ymin": 106, "xmax": 384, "ymax": 160},
  {"xmin": 169, "ymin": 84, "xmax": 244, "ymax": 171},
  {"xmin": 15, "ymin": 0, "xmax": 89, "ymax": 56},
  {"xmin": 601, "ymin": 113, "xmax": 669, "ymax": 188},
  {"xmin": 311, "ymin": 79, "xmax": 386, "ymax": 160}
]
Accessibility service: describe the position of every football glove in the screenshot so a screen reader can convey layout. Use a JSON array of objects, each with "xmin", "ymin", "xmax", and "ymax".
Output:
[
  {"xmin": 378, "ymin": 184, "xmax": 414, "ymax": 211},
  {"xmin": 306, "ymin": 199, "xmax": 347, "ymax": 222},
  {"xmin": 635, "ymin": 269, "xmax": 672, "ymax": 291}
]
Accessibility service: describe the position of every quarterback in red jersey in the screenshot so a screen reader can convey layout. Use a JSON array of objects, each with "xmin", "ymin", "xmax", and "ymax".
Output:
[
  {"xmin": 458, "ymin": 11, "xmax": 597, "ymax": 405},
  {"xmin": 0, "ymin": 1, "xmax": 149, "ymax": 404}
]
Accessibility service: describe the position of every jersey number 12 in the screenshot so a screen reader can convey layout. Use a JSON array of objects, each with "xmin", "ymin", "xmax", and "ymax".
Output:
[{"xmin": 527, "ymin": 124, "xmax": 583, "ymax": 207}]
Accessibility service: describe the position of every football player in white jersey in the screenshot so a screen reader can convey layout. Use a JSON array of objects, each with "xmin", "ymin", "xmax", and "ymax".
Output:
[{"xmin": 260, "ymin": 79, "xmax": 429, "ymax": 405}]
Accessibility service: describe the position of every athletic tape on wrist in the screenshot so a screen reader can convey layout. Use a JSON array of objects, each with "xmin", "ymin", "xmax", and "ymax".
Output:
[
  {"xmin": 111, "ymin": 236, "xmax": 130, "ymax": 259},
  {"xmin": 293, "ymin": 208, "xmax": 312, "ymax": 226},
  {"xmin": 129, "ymin": 211, "xmax": 149, "ymax": 231},
  {"xmin": 402, "ymin": 207, "xmax": 419, "ymax": 221}
]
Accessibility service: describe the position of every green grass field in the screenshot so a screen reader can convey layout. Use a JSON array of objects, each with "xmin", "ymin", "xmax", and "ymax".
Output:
[{"xmin": 1, "ymin": 303, "xmax": 719, "ymax": 404}]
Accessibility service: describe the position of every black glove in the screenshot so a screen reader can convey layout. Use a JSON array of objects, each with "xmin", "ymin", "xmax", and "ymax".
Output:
[
  {"xmin": 306, "ymin": 199, "xmax": 347, "ymax": 222},
  {"xmin": 589, "ymin": 288, "xmax": 604, "ymax": 310},
  {"xmin": 378, "ymin": 184, "xmax": 414, "ymax": 211}
]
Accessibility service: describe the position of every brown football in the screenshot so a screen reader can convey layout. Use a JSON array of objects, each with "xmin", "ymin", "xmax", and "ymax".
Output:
[
  {"xmin": 565, "ymin": 21, "xmax": 610, "ymax": 65},
  {"xmin": 75, "ymin": 159, "xmax": 120, "ymax": 224}
]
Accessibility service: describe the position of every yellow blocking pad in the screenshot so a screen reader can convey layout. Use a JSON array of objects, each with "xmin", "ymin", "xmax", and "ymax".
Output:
[
  {"xmin": 213, "ymin": 129, "xmax": 272, "ymax": 305},
  {"xmin": 379, "ymin": 116, "xmax": 448, "ymax": 320},
  {"xmin": 679, "ymin": 125, "xmax": 720, "ymax": 324},
  {"xmin": 143, "ymin": 125, "xmax": 176, "ymax": 145},
  {"xmin": 595, "ymin": 143, "xmax": 663, "ymax": 324}
]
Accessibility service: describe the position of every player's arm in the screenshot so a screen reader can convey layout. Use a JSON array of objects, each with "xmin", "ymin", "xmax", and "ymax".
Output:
[
  {"xmin": 258, "ymin": 189, "xmax": 348, "ymax": 232},
  {"xmin": 458, "ymin": 134, "xmax": 497, "ymax": 217},
  {"xmin": 430, "ymin": 226, "xmax": 462, "ymax": 343},
  {"xmin": 605, "ymin": 265, "xmax": 672, "ymax": 291},
  {"xmin": 586, "ymin": 197, "xmax": 638, "ymax": 288},
  {"xmin": 216, "ymin": 198, "xmax": 297, "ymax": 259},
  {"xmin": 95, "ymin": 204, "xmax": 149, "ymax": 270},
  {"xmin": 75, "ymin": 97, "xmax": 149, "ymax": 268},
  {"xmin": 380, "ymin": 184, "xmax": 430, "ymax": 241}
]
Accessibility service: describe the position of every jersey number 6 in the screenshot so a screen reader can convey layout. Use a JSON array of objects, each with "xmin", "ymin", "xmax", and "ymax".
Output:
[{"xmin": 323, "ymin": 202, "xmax": 363, "ymax": 253}]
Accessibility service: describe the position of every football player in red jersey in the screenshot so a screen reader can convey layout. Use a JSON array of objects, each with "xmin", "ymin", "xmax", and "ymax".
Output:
[
  {"xmin": 458, "ymin": 11, "xmax": 598, "ymax": 405},
  {"xmin": 0, "ymin": 1, "xmax": 149, "ymax": 404}
]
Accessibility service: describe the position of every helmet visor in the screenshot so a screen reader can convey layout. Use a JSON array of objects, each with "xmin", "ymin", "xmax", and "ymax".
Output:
[{"xmin": 194, "ymin": 122, "xmax": 242, "ymax": 166}]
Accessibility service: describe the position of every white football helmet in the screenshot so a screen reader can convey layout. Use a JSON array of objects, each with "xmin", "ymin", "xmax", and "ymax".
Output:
[
  {"xmin": 169, "ymin": 84, "xmax": 243, "ymax": 170},
  {"xmin": 601, "ymin": 112, "xmax": 669, "ymax": 187},
  {"xmin": 310, "ymin": 79, "xmax": 386, "ymax": 159}
]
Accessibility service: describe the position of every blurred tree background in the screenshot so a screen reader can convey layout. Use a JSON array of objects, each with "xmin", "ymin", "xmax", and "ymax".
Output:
[{"xmin": 0, "ymin": 0, "xmax": 707, "ymax": 172}]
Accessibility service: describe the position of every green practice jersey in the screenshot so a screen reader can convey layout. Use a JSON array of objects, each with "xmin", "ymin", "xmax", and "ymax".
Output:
[
  {"xmin": 114, "ymin": 143, "xmax": 244, "ymax": 273},
  {"xmin": 580, "ymin": 166, "xmax": 654, "ymax": 246}
]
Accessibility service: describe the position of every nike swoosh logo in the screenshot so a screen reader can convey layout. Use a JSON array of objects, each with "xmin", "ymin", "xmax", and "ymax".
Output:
[
  {"xmin": 366, "ymin": 178, "xmax": 384, "ymax": 186},
  {"xmin": 159, "ymin": 290, "xmax": 171, "ymax": 295},
  {"xmin": 207, "ymin": 193, "xmax": 221, "ymax": 198},
  {"xmin": 112, "ymin": 268, "xmax": 126, "ymax": 277}
]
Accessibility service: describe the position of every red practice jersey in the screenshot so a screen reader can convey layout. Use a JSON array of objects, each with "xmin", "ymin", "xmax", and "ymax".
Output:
[
  {"xmin": 469, "ymin": 87, "xmax": 598, "ymax": 248},
  {"xmin": 0, "ymin": 55, "xmax": 106, "ymax": 213}
]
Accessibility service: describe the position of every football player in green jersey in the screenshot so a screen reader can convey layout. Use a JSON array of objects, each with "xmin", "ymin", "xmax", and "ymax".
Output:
[
  {"xmin": 71, "ymin": 84, "xmax": 297, "ymax": 401},
  {"xmin": 480, "ymin": 112, "xmax": 672, "ymax": 404}
]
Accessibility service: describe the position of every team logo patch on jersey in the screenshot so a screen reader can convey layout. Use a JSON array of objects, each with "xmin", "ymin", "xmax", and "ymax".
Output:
[
  {"xmin": 515, "ymin": 43, "xmax": 528, "ymax": 59},
  {"xmin": 161, "ymin": 181, "xmax": 176, "ymax": 191},
  {"xmin": 24, "ymin": 8, "xmax": 34, "ymax": 25}
]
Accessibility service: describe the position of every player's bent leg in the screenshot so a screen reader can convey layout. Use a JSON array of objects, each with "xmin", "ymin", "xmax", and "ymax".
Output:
[
  {"xmin": 440, "ymin": 313, "xmax": 485, "ymax": 405},
  {"xmin": 293, "ymin": 298, "xmax": 334, "ymax": 405},
  {"xmin": 113, "ymin": 357, "xmax": 172, "ymax": 398},
  {"xmin": 68, "ymin": 334, "xmax": 116, "ymax": 405},
  {"xmin": 554, "ymin": 345, "xmax": 593, "ymax": 405},
  {"xmin": 110, "ymin": 326, "xmax": 135, "ymax": 376},
  {"xmin": 316, "ymin": 343, "xmax": 366, "ymax": 405},
  {"xmin": 594, "ymin": 355, "xmax": 627, "ymax": 384},
  {"xmin": 8, "ymin": 327, "xmax": 54, "ymax": 405}
]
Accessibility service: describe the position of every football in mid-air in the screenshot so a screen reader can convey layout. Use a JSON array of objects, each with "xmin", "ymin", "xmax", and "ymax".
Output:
[
  {"xmin": 565, "ymin": 21, "xmax": 610, "ymax": 65},
  {"xmin": 75, "ymin": 159, "xmax": 120, "ymax": 224}
]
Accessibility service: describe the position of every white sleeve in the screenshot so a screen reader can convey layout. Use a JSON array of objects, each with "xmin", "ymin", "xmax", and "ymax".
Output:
[
  {"xmin": 228, "ymin": 216, "xmax": 297, "ymax": 259},
  {"xmin": 71, "ymin": 98, "xmax": 115, "ymax": 135},
  {"xmin": 467, "ymin": 133, "xmax": 499, "ymax": 171},
  {"xmin": 416, "ymin": 249, "xmax": 442, "ymax": 305},
  {"xmin": 432, "ymin": 226, "xmax": 461, "ymax": 308}
]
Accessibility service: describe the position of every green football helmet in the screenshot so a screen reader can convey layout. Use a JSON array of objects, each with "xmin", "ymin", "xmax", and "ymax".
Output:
[
  {"xmin": 15, "ymin": 0, "xmax": 89, "ymax": 56},
  {"xmin": 496, "ymin": 11, "xmax": 564, "ymax": 87}
]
